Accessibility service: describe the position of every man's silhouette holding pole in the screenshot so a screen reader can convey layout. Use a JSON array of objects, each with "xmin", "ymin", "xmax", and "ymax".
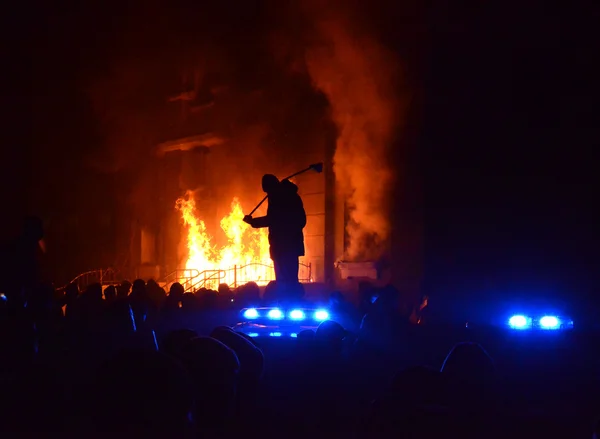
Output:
[{"xmin": 243, "ymin": 174, "xmax": 308, "ymax": 285}]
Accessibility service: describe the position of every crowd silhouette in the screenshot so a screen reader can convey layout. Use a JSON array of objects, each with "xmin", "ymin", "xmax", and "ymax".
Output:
[{"xmin": 0, "ymin": 219, "xmax": 596, "ymax": 438}]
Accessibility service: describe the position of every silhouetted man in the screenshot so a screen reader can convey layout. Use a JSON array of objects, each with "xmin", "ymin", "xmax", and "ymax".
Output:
[{"xmin": 244, "ymin": 174, "xmax": 306, "ymax": 285}]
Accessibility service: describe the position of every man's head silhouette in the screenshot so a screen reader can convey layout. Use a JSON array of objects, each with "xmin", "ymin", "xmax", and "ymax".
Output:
[{"xmin": 261, "ymin": 174, "xmax": 279, "ymax": 194}]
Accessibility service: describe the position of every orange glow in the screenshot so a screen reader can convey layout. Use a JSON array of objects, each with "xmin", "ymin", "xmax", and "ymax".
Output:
[
  {"xmin": 175, "ymin": 191, "xmax": 274, "ymax": 290},
  {"xmin": 304, "ymin": 13, "xmax": 401, "ymax": 261}
]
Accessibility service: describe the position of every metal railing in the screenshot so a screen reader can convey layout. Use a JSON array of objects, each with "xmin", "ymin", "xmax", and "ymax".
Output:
[
  {"xmin": 159, "ymin": 268, "xmax": 201, "ymax": 292},
  {"xmin": 182, "ymin": 262, "xmax": 312, "ymax": 292},
  {"xmin": 57, "ymin": 267, "xmax": 121, "ymax": 291},
  {"xmin": 61, "ymin": 262, "xmax": 312, "ymax": 293}
]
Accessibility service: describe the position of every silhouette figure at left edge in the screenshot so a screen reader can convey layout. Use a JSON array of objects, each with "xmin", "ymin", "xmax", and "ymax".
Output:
[
  {"xmin": 244, "ymin": 174, "xmax": 306, "ymax": 285},
  {"xmin": 1, "ymin": 216, "xmax": 45, "ymax": 307}
]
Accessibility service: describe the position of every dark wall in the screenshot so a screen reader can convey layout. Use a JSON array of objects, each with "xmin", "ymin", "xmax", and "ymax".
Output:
[{"xmin": 420, "ymin": 2, "xmax": 599, "ymax": 305}]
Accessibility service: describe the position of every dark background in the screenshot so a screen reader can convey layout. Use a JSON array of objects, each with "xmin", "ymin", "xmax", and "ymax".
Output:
[
  {"xmin": 1, "ymin": 1, "xmax": 597, "ymax": 308},
  {"xmin": 421, "ymin": 1, "xmax": 598, "ymax": 310}
]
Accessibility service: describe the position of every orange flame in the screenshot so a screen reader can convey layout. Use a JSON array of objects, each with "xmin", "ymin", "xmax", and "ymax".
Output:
[{"xmin": 175, "ymin": 191, "xmax": 274, "ymax": 289}]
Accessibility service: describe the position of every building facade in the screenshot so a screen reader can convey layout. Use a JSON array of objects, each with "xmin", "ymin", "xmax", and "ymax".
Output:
[{"xmin": 125, "ymin": 68, "xmax": 346, "ymax": 288}]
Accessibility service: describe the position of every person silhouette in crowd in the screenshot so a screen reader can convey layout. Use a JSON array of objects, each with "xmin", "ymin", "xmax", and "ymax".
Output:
[
  {"xmin": 315, "ymin": 320, "xmax": 347, "ymax": 357},
  {"xmin": 0, "ymin": 216, "xmax": 45, "ymax": 306},
  {"xmin": 236, "ymin": 281, "xmax": 260, "ymax": 305},
  {"xmin": 368, "ymin": 365, "xmax": 446, "ymax": 434},
  {"xmin": 389, "ymin": 365, "xmax": 445, "ymax": 409},
  {"xmin": 178, "ymin": 336, "xmax": 240, "ymax": 431},
  {"xmin": 63, "ymin": 282, "xmax": 79, "ymax": 315},
  {"xmin": 103, "ymin": 285, "xmax": 117, "ymax": 303},
  {"xmin": 218, "ymin": 282, "xmax": 231, "ymax": 296},
  {"xmin": 116, "ymin": 280, "xmax": 131, "ymax": 299},
  {"xmin": 161, "ymin": 328, "xmax": 198, "ymax": 359},
  {"xmin": 73, "ymin": 282, "xmax": 104, "ymax": 326},
  {"xmin": 128, "ymin": 279, "xmax": 149, "ymax": 327},
  {"xmin": 441, "ymin": 341, "xmax": 497, "ymax": 410},
  {"xmin": 263, "ymin": 280, "xmax": 278, "ymax": 303},
  {"xmin": 181, "ymin": 292, "xmax": 199, "ymax": 310},
  {"xmin": 198, "ymin": 289, "xmax": 218, "ymax": 309},
  {"xmin": 91, "ymin": 349, "xmax": 194, "ymax": 435},
  {"xmin": 146, "ymin": 278, "xmax": 166, "ymax": 309},
  {"xmin": 243, "ymin": 174, "xmax": 306, "ymax": 288},
  {"xmin": 211, "ymin": 326, "xmax": 265, "ymax": 420},
  {"xmin": 164, "ymin": 282, "xmax": 184, "ymax": 312}
]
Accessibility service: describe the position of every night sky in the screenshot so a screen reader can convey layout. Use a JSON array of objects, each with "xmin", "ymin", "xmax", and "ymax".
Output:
[
  {"xmin": 421, "ymin": 1, "xmax": 598, "ymax": 307},
  {"xmin": 2, "ymin": 1, "xmax": 598, "ymax": 306}
]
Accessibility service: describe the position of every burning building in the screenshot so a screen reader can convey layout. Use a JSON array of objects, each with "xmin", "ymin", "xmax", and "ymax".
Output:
[
  {"xmin": 88, "ymin": 1, "xmax": 420, "ymax": 298},
  {"xmin": 123, "ymin": 68, "xmax": 388, "ymax": 291},
  {"xmin": 122, "ymin": 69, "xmax": 338, "ymax": 290}
]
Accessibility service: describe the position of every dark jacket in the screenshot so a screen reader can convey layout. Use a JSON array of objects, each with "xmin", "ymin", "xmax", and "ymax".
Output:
[{"xmin": 251, "ymin": 180, "xmax": 307, "ymax": 258}]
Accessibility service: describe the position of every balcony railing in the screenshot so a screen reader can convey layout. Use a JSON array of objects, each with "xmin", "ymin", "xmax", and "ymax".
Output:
[
  {"xmin": 58, "ymin": 262, "xmax": 312, "ymax": 293},
  {"xmin": 174, "ymin": 262, "xmax": 312, "ymax": 292},
  {"xmin": 57, "ymin": 268, "xmax": 121, "ymax": 291}
]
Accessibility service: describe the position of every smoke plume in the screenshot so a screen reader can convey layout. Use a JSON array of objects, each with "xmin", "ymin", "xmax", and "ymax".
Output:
[{"xmin": 303, "ymin": 8, "xmax": 401, "ymax": 260}]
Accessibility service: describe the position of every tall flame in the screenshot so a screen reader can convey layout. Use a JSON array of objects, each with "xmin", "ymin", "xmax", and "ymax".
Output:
[{"xmin": 175, "ymin": 191, "xmax": 274, "ymax": 289}]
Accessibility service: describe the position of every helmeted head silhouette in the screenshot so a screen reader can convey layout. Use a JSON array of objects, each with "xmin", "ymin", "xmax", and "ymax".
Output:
[{"xmin": 261, "ymin": 174, "xmax": 279, "ymax": 194}]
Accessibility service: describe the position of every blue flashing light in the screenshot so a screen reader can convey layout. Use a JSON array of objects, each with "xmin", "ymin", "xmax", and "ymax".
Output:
[
  {"xmin": 269, "ymin": 332, "xmax": 282, "ymax": 337},
  {"xmin": 314, "ymin": 309, "xmax": 329, "ymax": 322},
  {"xmin": 247, "ymin": 332, "xmax": 259, "ymax": 338},
  {"xmin": 508, "ymin": 314, "xmax": 530, "ymax": 329},
  {"xmin": 539, "ymin": 315, "xmax": 560, "ymax": 330},
  {"xmin": 290, "ymin": 333, "xmax": 298, "ymax": 338},
  {"xmin": 289, "ymin": 309, "xmax": 305, "ymax": 320},
  {"xmin": 267, "ymin": 309, "xmax": 284, "ymax": 320},
  {"xmin": 243, "ymin": 308, "xmax": 259, "ymax": 319}
]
